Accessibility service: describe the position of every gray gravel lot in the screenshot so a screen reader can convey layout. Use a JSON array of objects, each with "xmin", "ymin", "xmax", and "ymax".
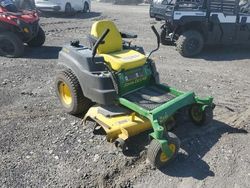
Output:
[{"xmin": 0, "ymin": 2, "xmax": 250, "ymax": 187}]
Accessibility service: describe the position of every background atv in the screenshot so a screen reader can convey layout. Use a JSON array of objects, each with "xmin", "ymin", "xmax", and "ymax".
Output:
[
  {"xmin": 0, "ymin": 5, "xmax": 45, "ymax": 58},
  {"xmin": 150, "ymin": 0, "xmax": 250, "ymax": 57}
]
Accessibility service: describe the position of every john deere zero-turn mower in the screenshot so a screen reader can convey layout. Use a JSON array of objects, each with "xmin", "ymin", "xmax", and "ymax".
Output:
[{"xmin": 55, "ymin": 20, "xmax": 215, "ymax": 168}]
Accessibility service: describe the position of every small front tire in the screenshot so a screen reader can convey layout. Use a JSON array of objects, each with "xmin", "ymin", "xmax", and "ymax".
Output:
[
  {"xmin": 189, "ymin": 104, "xmax": 213, "ymax": 126},
  {"xmin": 147, "ymin": 132, "xmax": 180, "ymax": 168}
]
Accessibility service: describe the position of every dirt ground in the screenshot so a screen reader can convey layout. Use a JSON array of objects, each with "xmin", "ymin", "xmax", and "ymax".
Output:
[{"xmin": 1, "ymin": 2, "xmax": 250, "ymax": 188}]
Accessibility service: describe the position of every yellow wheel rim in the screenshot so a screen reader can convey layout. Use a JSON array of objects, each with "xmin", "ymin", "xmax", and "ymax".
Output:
[
  {"xmin": 58, "ymin": 81, "xmax": 72, "ymax": 106},
  {"xmin": 159, "ymin": 144, "xmax": 176, "ymax": 163}
]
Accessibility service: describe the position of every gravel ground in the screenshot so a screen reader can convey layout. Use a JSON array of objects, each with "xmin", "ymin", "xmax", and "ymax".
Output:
[{"xmin": 0, "ymin": 2, "xmax": 250, "ymax": 188}]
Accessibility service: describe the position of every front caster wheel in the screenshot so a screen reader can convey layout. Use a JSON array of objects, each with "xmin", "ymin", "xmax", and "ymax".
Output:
[
  {"xmin": 114, "ymin": 138, "xmax": 127, "ymax": 152},
  {"xmin": 147, "ymin": 132, "xmax": 180, "ymax": 168},
  {"xmin": 189, "ymin": 104, "xmax": 213, "ymax": 126}
]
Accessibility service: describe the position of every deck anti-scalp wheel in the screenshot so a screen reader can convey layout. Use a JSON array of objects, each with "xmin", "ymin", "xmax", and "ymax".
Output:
[
  {"xmin": 114, "ymin": 138, "xmax": 127, "ymax": 152},
  {"xmin": 147, "ymin": 132, "xmax": 180, "ymax": 168},
  {"xmin": 55, "ymin": 70, "xmax": 92, "ymax": 115},
  {"xmin": 189, "ymin": 104, "xmax": 213, "ymax": 126}
]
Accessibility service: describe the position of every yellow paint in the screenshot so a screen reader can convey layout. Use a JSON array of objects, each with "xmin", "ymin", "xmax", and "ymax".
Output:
[
  {"xmin": 59, "ymin": 81, "xmax": 72, "ymax": 106},
  {"xmin": 100, "ymin": 49, "xmax": 146, "ymax": 71},
  {"xmin": 84, "ymin": 106, "xmax": 152, "ymax": 142},
  {"xmin": 91, "ymin": 20, "xmax": 123, "ymax": 54},
  {"xmin": 159, "ymin": 144, "xmax": 176, "ymax": 162}
]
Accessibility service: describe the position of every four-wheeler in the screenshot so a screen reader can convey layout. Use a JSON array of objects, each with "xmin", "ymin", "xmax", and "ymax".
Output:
[
  {"xmin": 55, "ymin": 20, "xmax": 215, "ymax": 168},
  {"xmin": 0, "ymin": 6, "xmax": 45, "ymax": 58},
  {"xmin": 150, "ymin": 0, "xmax": 250, "ymax": 57}
]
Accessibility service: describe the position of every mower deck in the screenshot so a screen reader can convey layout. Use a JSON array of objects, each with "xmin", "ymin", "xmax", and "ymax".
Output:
[
  {"xmin": 85, "ymin": 105, "xmax": 151, "ymax": 142},
  {"xmin": 85, "ymin": 84, "xmax": 208, "ymax": 144}
]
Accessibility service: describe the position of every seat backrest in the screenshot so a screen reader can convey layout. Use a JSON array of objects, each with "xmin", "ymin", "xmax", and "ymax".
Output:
[{"xmin": 91, "ymin": 20, "xmax": 123, "ymax": 54}]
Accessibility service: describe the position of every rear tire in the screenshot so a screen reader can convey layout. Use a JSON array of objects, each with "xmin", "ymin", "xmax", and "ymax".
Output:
[
  {"xmin": 55, "ymin": 70, "xmax": 92, "ymax": 115},
  {"xmin": 176, "ymin": 30, "xmax": 204, "ymax": 57},
  {"xmin": 27, "ymin": 27, "xmax": 45, "ymax": 47},
  {"xmin": 83, "ymin": 2, "xmax": 89, "ymax": 13},
  {"xmin": 65, "ymin": 3, "xmax": 73, "ymax": 16},
  {"xmin": 147, "ymin": 132, "xmax": 180, "ymax": 168},
  {"xmin": 0, "ymin": 32, "xmax": 24, "ymax": 58}
]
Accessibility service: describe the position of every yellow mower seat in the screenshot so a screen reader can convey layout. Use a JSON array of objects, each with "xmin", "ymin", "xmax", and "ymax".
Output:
[
  {"xmin": 91, "ymin": 20, "xmax": 146, "ymax": 71},
  {"xmin": 101, "ymin": 49, "xmax": 146, "ymax": 71}
]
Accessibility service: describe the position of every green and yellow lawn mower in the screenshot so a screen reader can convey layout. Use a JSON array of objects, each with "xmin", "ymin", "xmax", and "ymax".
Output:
[{"xmin": 55, "ymin": 20, "xmax": 215, "ymax": 168}]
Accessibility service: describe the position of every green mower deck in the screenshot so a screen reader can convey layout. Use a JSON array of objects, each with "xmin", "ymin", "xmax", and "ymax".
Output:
[{"xmin": 119, "ymin": 84, "xmax": 213, "ymax": 156}]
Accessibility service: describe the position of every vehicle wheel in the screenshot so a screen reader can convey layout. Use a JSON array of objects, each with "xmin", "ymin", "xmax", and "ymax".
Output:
[
  {"xmin": 83, "ymin": 2, "xmax": 89, "ymax": 13},
  {"xmin": 176, "ymin": 30, "xmax": 204, "ymax": 57},
  {"xmin": 147, "ymin": 132, "xmax": 180, "ymax": 168},
  {"xmin": 175, "ymin": 106, "xmax": 189, "ymax": 125},
  {"xmin": 114, "ymin": 138, "xmax": 127, "ymax": 152},
  {"xmin": 164, "ymin": 116, "xmax": 176, "ymax": 131},
  {"xmin": 55, "ymin": 70, "xmax": 92, "ymax": 115},
  {"xmin": 27, "ymin": 27, "xmax": 45, "ymax": 47},
  {"xmin": 0, "ymin": 32, "xmax": 24, "ymax": 58},
  {"xmin": 189, "ymin": 104, "xmax": 213, "ymax": 126},
  {"xmin": 65, "ymin": 3, "xmax": 73, "ymax": 16},
  {"xmin": 160, "ymin": 28, "xmax": 173, "ymax": 45}
]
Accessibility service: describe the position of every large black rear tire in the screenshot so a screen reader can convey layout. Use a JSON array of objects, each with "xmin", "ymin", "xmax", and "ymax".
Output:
[
  {"xmin": 27, "ymin": 27, "xmax": 45, "ymax": 47},
  {"xmin": 0, "ymin": 32, "xmax": 24, "ymax": 58},
  {"xmin": 55, "ymin": 70, "xmax": 92, "ymax": 115},
  {"xmin": 176, "ymin": 30, "xmax": 204, "ymax": 57}
]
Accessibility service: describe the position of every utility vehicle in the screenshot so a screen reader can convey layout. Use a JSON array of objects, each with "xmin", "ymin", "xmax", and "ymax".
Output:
[
  {"xmin": 55, "ymin": 20, "xmax": 215, "ymax": 168},
  {"xmin": 0, "ymin": 6, "xmax": 45, "ymax": 57},
  {"xmin": 150, "ymin": 0, "xmax": 250, "ymax": 57}
]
